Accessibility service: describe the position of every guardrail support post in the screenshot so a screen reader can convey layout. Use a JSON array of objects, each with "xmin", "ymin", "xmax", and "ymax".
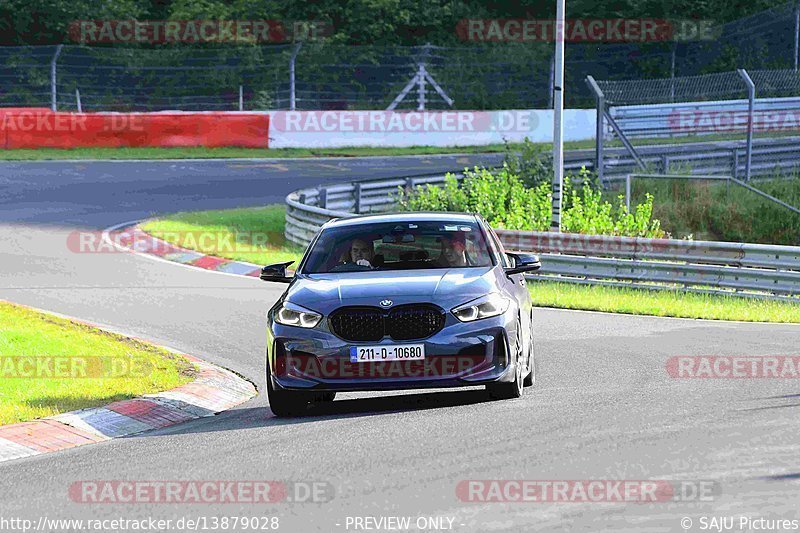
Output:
[
  {"xmin": 354, "ymin": 182, "xmax": 362, "ymax": 213},
  {"xmin": 661, "ymin": 155, "xmax": 669, "ymax": 173},
  {"xmin": 737, "ymin": 68, "xmax": 755, "ymax": 182},
  {"xmin": 318, "ymin": 187, "xmax": 327, "ymax": 209},
  {"xmin": 585, "ymin": 76, "xmax": 605, "ymax": 185},
  {"xmin": 625, "ymin": 174, "xmax": 632, "ymax": 212}
]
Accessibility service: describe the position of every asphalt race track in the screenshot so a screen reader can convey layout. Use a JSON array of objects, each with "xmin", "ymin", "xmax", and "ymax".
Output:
[{"xmin": 1, "ymin": 155, "xmax": 799, "ymax": 532}]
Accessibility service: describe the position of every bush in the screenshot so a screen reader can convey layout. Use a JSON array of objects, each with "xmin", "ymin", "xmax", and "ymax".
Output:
[
  {"xmin": 562, "ymin": 170, "xmax": 664, "ymax": 237},
  {"xmin": 502, "ymin": 137, "xmax": 553, "ymax": 188},
  {"xmin": 397, "ymin": 165, "xmax": 665, "ymax": 238}
]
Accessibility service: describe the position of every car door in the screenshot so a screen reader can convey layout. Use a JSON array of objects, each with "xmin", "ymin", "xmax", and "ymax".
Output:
[{"xmin": 481, "ymin": 220, "xmax": 532, "ymax": 355}]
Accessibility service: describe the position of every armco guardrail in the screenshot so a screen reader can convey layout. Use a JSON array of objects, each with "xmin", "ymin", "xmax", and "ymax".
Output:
[
  {"xmin": 611, "ymin": 97, "xmax": 800, "ymax": 139},
  {"xmin": 286, "ymin": 172, "xmax": 455, "ymax": 246},
  {"xmin": 599, "ymin": 137, "xmax": 800, "ymax": 182},
  {"xmin": 286, "ymin": 174, "xmax": 800, "ymax": 299}
]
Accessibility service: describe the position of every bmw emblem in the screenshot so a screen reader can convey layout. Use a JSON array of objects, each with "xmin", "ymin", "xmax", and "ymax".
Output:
[{"xmin": 379, "ymin": 299, "xmax": 393, "ymax": 308}]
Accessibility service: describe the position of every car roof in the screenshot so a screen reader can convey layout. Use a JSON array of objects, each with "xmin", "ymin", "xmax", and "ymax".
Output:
[{"xmin": 322, "ymin": 212, "xmax": 481, "ymax": 229}]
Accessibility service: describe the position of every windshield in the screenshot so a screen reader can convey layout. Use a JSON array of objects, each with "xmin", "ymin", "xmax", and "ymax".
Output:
[{"xmin": 300, "ymin": 220, "xmax": 494, "ymax": 274}]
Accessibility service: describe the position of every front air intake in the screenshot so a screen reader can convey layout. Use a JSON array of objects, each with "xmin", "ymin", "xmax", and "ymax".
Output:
[{"xmin": 329, "ymin": 304, "xmax": 445, "ymax": 342}]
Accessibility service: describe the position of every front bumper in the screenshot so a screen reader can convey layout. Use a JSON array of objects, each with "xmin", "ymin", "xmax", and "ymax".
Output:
[{"xmin": 266, "ymin": 313, "xmax": 518, "ymax": 392}]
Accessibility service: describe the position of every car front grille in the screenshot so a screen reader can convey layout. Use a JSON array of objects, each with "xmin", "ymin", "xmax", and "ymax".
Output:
[{"xmin": 329, "ymin": 304, "xmax": 445, "ymax": 342}]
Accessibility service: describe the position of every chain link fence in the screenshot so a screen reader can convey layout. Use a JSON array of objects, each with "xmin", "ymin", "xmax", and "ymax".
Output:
[
  {"xmin": 588, "ymin": 68, "xmax": 800, "ymax": 182},
  {"xmin": 1, "ymin": 2, "xmax": 799, "ymax": 112}
]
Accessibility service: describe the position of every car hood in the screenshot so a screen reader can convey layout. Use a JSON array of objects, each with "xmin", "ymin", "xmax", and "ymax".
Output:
[{"xmin": 284, "ymin": 267, "xmax": 497, "ymax": 313}]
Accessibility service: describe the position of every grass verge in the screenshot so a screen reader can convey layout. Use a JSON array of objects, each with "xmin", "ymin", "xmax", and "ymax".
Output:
[
  {"xmin": 0, "ymin": 144, "xmax": 518, "ymax": 161},
  {"xmin": 140, "ymin": 205, "xmax": 305, "ymax": 266},
  {"xmin": 0, "ymin": 301, "xmax": 195, "ymax": 425},
  {"xmin": 1, "ymin": 132, "xmax": 790, "ymax": 160},
  {"xmin": 142, "ymin": 204, "xmax": 800, "ymax": 324},
  {"xmin": 528, "ymin": 281, "xmax": 800, "ymax": 323}
]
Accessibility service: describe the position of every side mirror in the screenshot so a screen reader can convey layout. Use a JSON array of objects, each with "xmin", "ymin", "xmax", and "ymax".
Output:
[
  {"xmin": 260, "ymin": 261, "xmax": 295, "ymax": 283},
  {"xmin": 505, "ymin": 253, "xmax": 541, "ymax": 276}
]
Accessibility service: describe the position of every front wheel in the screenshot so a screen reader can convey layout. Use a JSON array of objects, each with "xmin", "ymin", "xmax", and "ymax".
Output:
[
  {"xmin": 486, "ymin": 323, "xmax": 525, "ymax": 400},
  {"xmin": 267, "ymin": 374, "xmax": 311, "ymax": 417},
  {"xmin": 524, "ymin": 315, "xmax": 535, "ymax": 387}
]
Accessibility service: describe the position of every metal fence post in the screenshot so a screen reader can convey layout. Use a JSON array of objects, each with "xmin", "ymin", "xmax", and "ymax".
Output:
[
  {"xmin": 417, "ymin": 63, "xmax": 426, "ymax": 111},
  {"xmin": 239, "ymin": 85, "xmax": 243, "ymax": 111},
  {"xmin": 289, "ymin": 43, "xmax": 302, "ymax": 111},
  {"xmin": 548, "ymin": 54, "xmax": 555, "ymax": 109},
  {"xmin": 75, "ymin": 89, "xmax": 82, "ymax": 112},
  {"xmin": 670, "ymin": 43, "xmax": 677, "ymax": 102},
  {"xmin": 551, "ymin": 0, "xmax": 566, "ymax": 233},
  {"xmin": 737, "ymin": 68, "xmax": 755, "ymax": 182},
  {"xmin": 353, "ymin": 182, "xmax": 362, "ymax": 213},
  {"xmin": 50, "ymin": 44, "xmax": 64, "ymax": 112},
  {"xmin": 585, "ymin": 76, "xmax": 605, "ymax": 185},
  {"xmin": 625, "ymin": 174, "xmax": 632, "ymax": 212},
  {"xmin": 795, "ymin": 2, "xmax": 800, "ymax": 71}
]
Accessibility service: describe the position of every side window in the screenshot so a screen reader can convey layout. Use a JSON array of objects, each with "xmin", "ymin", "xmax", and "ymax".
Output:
[{"xmin": 483, "ymin": 221, "xmax": 511, "ymax": 268}]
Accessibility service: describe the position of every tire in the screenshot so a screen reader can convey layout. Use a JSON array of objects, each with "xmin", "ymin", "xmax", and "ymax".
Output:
[
  {"xmin": 486, "ymin": 319, "xmax": 525, "ymax": 400},
  {"xmin": 267, "ymin": 373, "xmax": 311, "ymax": 417},
  {"xmin": 523, "ymin": 310, "xmax": 535, "ymax": 387},
  {"xmin": 523, "ymin": 342, "xmax": 535, "ymax": 387}
]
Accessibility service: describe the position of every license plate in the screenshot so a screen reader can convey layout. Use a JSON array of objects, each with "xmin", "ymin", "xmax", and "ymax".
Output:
[{"xmin": 350, "ymin": 344, "xmax": 425, "ymax": 363}]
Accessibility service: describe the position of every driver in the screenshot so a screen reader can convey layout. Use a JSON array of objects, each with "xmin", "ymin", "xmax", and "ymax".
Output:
[
  {"xmin": 436, "ymin": 233, "xmax": 468, "ymax": 267},
  {"xmin": 342, "ymin": 238, "xmax": 375, "ymax": 267}
]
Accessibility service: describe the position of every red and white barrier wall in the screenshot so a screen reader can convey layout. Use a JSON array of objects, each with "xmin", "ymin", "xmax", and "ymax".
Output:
[
  {"xmin": 0, "ymin": 108, "xmax": 596, "ymax": 149},
  {"xmin": 0, "ymin": 109, "xmax": 269, "ymax": 149}
]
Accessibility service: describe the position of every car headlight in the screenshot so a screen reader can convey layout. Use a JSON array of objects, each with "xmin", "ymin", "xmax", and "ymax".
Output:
[
  {"xmin": 452, "ymin": 293, "xmax": 510, "ymax": 322},
  {"xmin": 274, "ymin": 302, "xmax": 322, "ymax": 328}
]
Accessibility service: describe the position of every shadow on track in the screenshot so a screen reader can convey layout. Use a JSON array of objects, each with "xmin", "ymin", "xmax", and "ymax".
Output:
[{"xmin": 128, "ymin": 388, "xmax": 498, "ymax": 437}]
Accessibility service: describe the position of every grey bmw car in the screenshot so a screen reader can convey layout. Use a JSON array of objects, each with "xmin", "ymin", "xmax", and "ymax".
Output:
[{"xmin": 261, "ymin": 212, "xmax": 541, "ymax": 416}]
